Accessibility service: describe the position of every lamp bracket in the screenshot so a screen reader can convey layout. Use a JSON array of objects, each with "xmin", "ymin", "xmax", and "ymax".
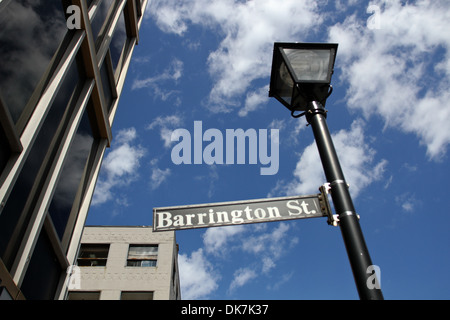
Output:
[
  {"xmin": 305, "ymin": 101, "xmax": 328, "ymax": 124},
  {"xmin": 290, "ymin": 110, "xmax": 306, "ymax": 118}
]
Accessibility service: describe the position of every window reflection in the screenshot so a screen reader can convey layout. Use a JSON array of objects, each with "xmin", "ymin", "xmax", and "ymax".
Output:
[
  {"xmin": 100, "ymin": 61, "xmax": 114, "ymax": 112},
  {"xmin": 86, "ymin": 0, "xmax": 95, "ymax": 9},
  {"xmin": 49, "ymin": 108, "xmax": 96, "ymax": 240},
  {"xmin": 0, "ymin": 0, "xmax": 67, "ymax": 124},
  {"xmin": 127, "ymin": 245, "xmax": 158, "ymax": 267},
  {"xmin": 91, "ymin": 0, "xmax": 114, "ymax": 46},
  {"xmin": 135, "ymin": 0, "xmax": 143, "ymax": 17},
  {"xmin": 20, "ymin": 229, "xmax": 62, "ymax": 300},
  {"xmin": 110, "ymin": 10, "xmax": 127, "ymax": 73},
  {"xmin": 0, "ymin": 54, "xmax": 83, "ymax": 270},
  {"xmin": 0, "ymin": 123, "xmax": 11, "ymax": 173}
]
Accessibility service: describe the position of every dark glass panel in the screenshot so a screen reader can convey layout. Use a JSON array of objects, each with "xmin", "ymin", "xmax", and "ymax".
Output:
[
  {"xmin": 20, "ymin": 229, "xmax": 62, "ymax": 300},
  {"xmin": 135, "ymin": 0, "xmax": 142, "ymax": 17},
  {"xmin": 121, "ymin": 292, "xmax": 154, "ymax": 300},
  {"xmin": 67, "ymin": 291, "xmax": 100, "ymax": 300},
  {"xmin": 0, "ymin": 55, "xmax": 83, "ymax": 270},
  {"xmin": 48, "ymin": 109, "xmax": 95, "ymax": 240},
  {"xmin": 110, "ymin": 10, "xmax": 127, "ymax": 73},
  {"xmin": 0, "ymin": 0, "xmax": 67, "ymax": 123},
  {"xmin": 0, "ymin": 124, "xmax": 11, "ymax": 173},
  {"xmin": 90, "ymin": 0, "xmax": 114, "ymax": 45},
  {"xmin": 100, "ymin": 61, "xmax": 114, "ymax": 112}
]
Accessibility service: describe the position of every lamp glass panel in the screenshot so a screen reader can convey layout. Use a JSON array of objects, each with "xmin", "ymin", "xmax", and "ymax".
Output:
[
  {"xmin": 275, "ymin": 59, "xmax": 294, "ymax": 106},
  {"xmin": 283, "ymin": 48, "xmax": 332, "ymax": 82}
]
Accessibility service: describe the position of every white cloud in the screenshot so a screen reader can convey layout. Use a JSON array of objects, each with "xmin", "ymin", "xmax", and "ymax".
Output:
[
  {"xmin": 332, "ymin": 121, "xmax": 387, "ymax": 196},
  {"xmin": 239, "ymin": 85, "xmax": 269, "ymax": 117},
  {"xmin": 147, "ymin": 0, "xmax": 322, "ymax": 115},
  {"xmin": 178, "ymin": 249, "xmax": 219, "ymax": 299},
  {"xmin": 102, "ymin": 145, "xmax": 140, "ymax": 178},
  {"xmin": 132, "ymin": 58, "xmax": 183, "ymax": 103},
  {"xmin": 328, "ymin": 0, "xmax": 450, "ymax": 160},
  {"xmin": 261, "ymin": 256, "xmax": 276, "ymax": 274},
  {"xmin": 193, "ymin": 222, "xmax": 298, "ymax": 295},
  {"xmin": 267, "ymin": 271, "xmax": 294, "ymax": 291},
  {"xmin": 241, "ymin": 222, "xmax": 294, "ymax": 262},
  {"xmin": 150, "ymin": 166, "xmax": 171, "ymax": 190},
  {"xmin": 147, "ymin": 115, "xmax": 183, "ymax": 148},
  {"xmin": 202, "ymin": 225, "xmax": 246, "ymax": 256},
  {"xmin": 395, "ymin": 192, "xmax": 421, "ymax": 213},
  {"xmin": 133, "ymin": 59, "xmax": 183, "ymax": 89},
  {"xmin": 228, "ymin": 267, "xmax": 257, "ymax": 293},
  {"xmin": 227, "ymin": 222, "xmax": 298, "ymax": 292},
  {"xmin": 277, "ymin": 119, "xmax": 387, "ymax": 198},
  {"xmin": 92, "ymin": 128, "xmax": 145, "ymax": 206}
]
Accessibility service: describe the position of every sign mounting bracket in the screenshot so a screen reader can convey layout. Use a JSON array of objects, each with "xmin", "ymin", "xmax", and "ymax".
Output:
[{"xmin": 319, "ymin": 183, "xmax": 360, "ymax": 227}]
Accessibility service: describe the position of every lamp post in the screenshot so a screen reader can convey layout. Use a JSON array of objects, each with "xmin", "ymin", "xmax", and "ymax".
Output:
[{"xmin": 269, "ymin": 42, "xmax": 383, "ymax": 300}]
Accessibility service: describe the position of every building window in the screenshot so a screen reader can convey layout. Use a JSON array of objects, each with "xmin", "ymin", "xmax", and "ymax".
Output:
[
  {"xmin": 86, "ymin": 0, "xmax": 95, "ymax": 9},
  {"xmin": 20, "ymin": 229, "xmax": 62, "ymax": 300},
  {"xmin": 91, "ymin": 0, "xmax": 115, "ymax": 46},
  {"xmin": 100, "ymin": 58, "xmax": 115, "ymax": 113},
  {"xmin": 0, "ymin": 123, "xmax": 11, "ymax": 174},
  {"xmin": 0, "ymin": 52, "xmax": 85, "ymax": 270},
  {"xmin": 126, "ymin": 245, "xmax": 158, "ymax": 267},
  {"xmin": 135, "ymin": 0, "xmax": 143, "ymax": 17},
  {"xmin": 48, "ymin": 103, "xmax": 98, "ymax": 240},
  {"xmin": 0, "ymin": 0, "xmax": 68, "ymax": 125},
  {"xmin": 0, "ymin": 286, "xmax": 13, "ymax": 300},
  {"xmin": 77, "ymin": 244, "xmax": 109, "ymax": 266},
  {"xmin": 121, "ymin": 291, "xmax": 154, "ymax": 300},
  {"xmin": 109, "ymin": 9, "xmax": 127, "ymax": 74},
  {"xmin": 67, "ymin": 291, "xmax": 100, "ymax": 300}
]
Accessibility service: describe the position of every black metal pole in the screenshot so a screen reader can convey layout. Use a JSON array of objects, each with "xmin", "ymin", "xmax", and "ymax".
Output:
[{"xmin": 305, "ymin": 101, "xmax": 384, "ymax": 300}]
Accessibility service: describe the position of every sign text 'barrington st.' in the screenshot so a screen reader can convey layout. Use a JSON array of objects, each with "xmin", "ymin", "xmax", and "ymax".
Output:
[{"xmin": 153, "ymin": 194, "xmax": 330, "ymax": 232}]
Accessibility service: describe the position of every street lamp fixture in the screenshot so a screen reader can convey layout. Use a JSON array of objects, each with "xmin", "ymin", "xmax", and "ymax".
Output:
[
  {"xmin": 269, "ymin": 42, "xmax": 338, "ymax": 117},
  {"xmin": 269, "ymin": 42, "xmax": 384, "ymax": 300}
]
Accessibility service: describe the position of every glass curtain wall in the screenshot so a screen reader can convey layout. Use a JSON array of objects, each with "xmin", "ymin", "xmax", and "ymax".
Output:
[{"xmin": 0, "ymin": 0, "xmax": 147, "ymax": 300}]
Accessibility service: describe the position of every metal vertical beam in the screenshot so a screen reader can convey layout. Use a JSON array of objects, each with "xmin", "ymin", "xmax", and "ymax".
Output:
[{"xmin": 305, "ymin": 101, "xmax": 384, "ymax": 300}]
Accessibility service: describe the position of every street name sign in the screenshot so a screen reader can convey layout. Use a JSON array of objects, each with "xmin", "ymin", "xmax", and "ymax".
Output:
[{"xmin": 153, "ymin": 193, "xmax": 330, "ymax": 232}]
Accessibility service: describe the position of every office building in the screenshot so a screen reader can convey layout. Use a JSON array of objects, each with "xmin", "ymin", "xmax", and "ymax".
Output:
[
  {"xmin": 0, "ymin": 0, "xmax": 148, "ymax": 299},
  {"xmin": 67, "ymin": 226, "xmax": 181, "ymax": 300}
]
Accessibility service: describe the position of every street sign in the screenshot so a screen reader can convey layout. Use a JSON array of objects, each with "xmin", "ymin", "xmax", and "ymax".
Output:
[{"xmin": 153, "ymin": 193, "xmax": 331, "ymax": 232}]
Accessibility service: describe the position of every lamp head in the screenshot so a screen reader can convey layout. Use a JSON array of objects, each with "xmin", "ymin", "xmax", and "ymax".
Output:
[{"xmin": 269, "ymin": 42, "xmax": 338, "ymax": 112}]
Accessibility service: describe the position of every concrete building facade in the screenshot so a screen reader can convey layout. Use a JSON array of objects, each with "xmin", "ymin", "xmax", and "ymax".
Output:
[{"xmin": 67, "ymin": 226, "xmax": 181, "ymax": 300}]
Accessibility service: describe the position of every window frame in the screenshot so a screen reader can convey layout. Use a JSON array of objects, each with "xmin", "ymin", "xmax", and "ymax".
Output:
[
  {"xmin": 47, "ymin": 94, "xmax": 101, "ymax": 243},
  {"xmin": 67, "ymin": 291, "xmax": 101, "ymax": 300},
  {"xmin": 0, "ymin": 31, "xmax": 86, "ymax": 215},
  {"xmin": 0, "ymin": 0, "xmax": 72, "ymax": 132},
  {"xmin": 126, "ymin": 244, "xmax": 158, "ymax": 267},
  {"xmin": 120, "ymin": 291, "xmax": 154, "ymax": 300},
  {"xmin": 77, "ymin": 244, "xmax": 110, "ymax": 267}
]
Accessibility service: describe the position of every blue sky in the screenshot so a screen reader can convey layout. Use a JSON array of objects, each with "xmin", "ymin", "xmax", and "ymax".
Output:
[{"xmin": 86, "ymin": 0, "xmax": 450, "ymax": 300}]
